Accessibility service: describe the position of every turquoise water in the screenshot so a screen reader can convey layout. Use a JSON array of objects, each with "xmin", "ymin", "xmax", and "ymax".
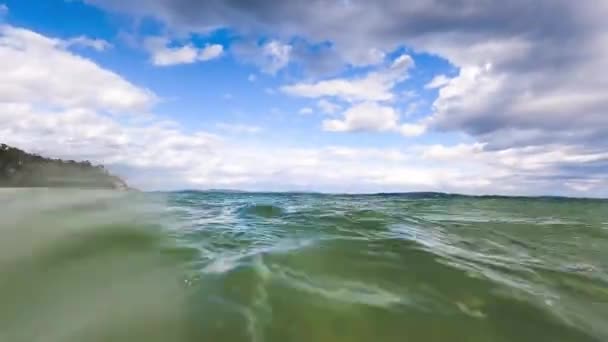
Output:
[{"xmin": 1, "ymin": 189, "xmax": 607, "ymax": 341}]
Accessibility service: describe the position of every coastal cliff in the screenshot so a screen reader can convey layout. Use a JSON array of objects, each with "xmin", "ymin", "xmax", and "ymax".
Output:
[{"xmin": 0, "ymin": 144, "xmax": 129, "ymax": 190}]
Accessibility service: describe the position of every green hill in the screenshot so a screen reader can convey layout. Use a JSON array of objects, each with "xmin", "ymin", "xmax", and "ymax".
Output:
[{"xmin": 0, "ymin": 144, "xmax": 129, "ymax": 190}]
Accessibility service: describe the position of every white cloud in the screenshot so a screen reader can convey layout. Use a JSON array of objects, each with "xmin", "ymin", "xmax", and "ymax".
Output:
[
  {"xmin": 4, "ymin": 23, "xmax": 608, "ymax": 197},
  {"xmin": 2, "ymin": 105, "xmax": 605, "ymax": 196},
  {"xmin": 87, "ymin": 0, "xmax": 608, "ymax": 155},
  {"xmin": 418, "ymin": 34, "xmax": 608, "ymax": 149},
  {"xmin": 281, "ymin": 54, "xmax": 414, "ymax": 103},
  {"xmin": 299, "ymin": 107, "xmax": 313, "ymax": 115},
  {"xmin": 322, "ymin": 102, "xmax": 425, "ymax": 137},
  {"xmin": 317, "ymin": 99, "xmax": 341, "ymax": 114},
  {"xmin": 64, "ymin": 36, "xmax": 112, "ymax": 51},
  {"xmin": 345, "ymin": 47, "xmax": 386, "ymax": 66},
  {"xmin": 425, "ymin": 74, "xmax": 450, "ymax": 89},
  {"xmin": 286, "ymin": 55, "xmax": 424, "ymax": 138},
  {"xmin": 144, "ymin": 36, "xmax": 223, "ymax": 66},
  {"xmin": 421, "ymin": 143, "xmax": 485, "ymax": 161},
  {"xmin": 199, "ymin": 43, "xmax": 223, "ymax": 61},
  {"xmin": 284, "ymin": 77, "xmax": 388, "ymax": 102},
  {"xmin": 0, "ymin": 25, "xmax": 154, "ymax": 112},
  {"xmin": 0, "ymin": 27, "xmax": 437, "ymax": 192},
  {"xmin": 144, "ymin": 37, "xmax": 196, "ymax": 66},
  {"xmin": 0, "ymin": 25, "xmax": 220, "ymax": 186},
  {"xmin": 323, "ymin": 102, "xmax": 398, "ymax": 132},
  {"xmin": 427, "ymin": 63, "xmax": 506, "ymax": 132},
  {"xmin": 262, "ymin": 40, "xmax": 291, "ymax": 74},
  {"xmin": 399, "ymin": 123, "xmax": 427, "ymax": 137},
  {"xmin": 233, "ymin": 40, "xmax": 292, "ymax": 74},
  {"xmin": 564, "ymin": 179, "xmax": 603, "ymax": 193},
  {"xmin": 0, "ymin": 103, "xmax": 223, "ymax": 188},
  {"xmin": 5, "ymin": 97, "xmax": 606, "ymax": 195}
]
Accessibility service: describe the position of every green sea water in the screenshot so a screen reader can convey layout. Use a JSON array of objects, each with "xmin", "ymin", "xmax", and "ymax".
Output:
[{"xmin": 1, "ymin": 189, "xmax": 607, "ymax": 341}]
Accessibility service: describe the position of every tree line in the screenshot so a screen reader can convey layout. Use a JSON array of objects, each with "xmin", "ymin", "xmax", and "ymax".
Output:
[{"xmin": 0, "ymin": 144, "xmax": 128, "ymax": 189}]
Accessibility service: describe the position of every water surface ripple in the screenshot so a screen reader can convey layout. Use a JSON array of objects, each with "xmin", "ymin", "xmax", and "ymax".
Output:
[
  {"xmin": 1, "ymin": 190, "xmax": 607, "ymax": 342},
  {"xmin": 167, "ymin": 192, "xmax": 608, "ymax": 342}
]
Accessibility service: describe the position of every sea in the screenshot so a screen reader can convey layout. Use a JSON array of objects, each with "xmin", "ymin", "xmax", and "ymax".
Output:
[{"xmin": 1, "ymin": 189, "xmax": 607, "ymax": 342}]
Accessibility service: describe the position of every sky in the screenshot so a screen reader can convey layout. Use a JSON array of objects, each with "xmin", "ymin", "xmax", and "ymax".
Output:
[{"xmin": 1, "ymin": 0, "xmax": 607, "ymax": 196}]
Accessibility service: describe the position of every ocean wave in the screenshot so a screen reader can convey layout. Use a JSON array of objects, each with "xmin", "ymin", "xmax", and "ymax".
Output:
[
  {"xmin": 0, "ymin": 189, "xmax": 191, "ymax": 342},
  {"xmin": 3, "ymin": 190, "xmax": 608, "ymax": 342}
]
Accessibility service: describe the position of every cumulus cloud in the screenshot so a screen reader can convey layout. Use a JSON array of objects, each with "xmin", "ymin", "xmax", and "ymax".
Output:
[
  {"xmin": 418, "ymin": 143, "xmax": 608, "ymax": 196},
  {"xmin": 63, "ymin": 36, "xmax": 111, "ymax": 51},
  {"xmin": 0, "ymin": 26, "xmax": 214, "ymax": 184},
  {"xmin": 425, "ymin": 75, "xmax": 450, "ymax": 89},
  {"xmin": 0, "ymin": 25, "xmax": 501, "ymax": 194},
  {"xmin": 199, "ymin": 43, "xmax": 224, "ymax": 61},
  {"xmin": 262, "ymin": 40, "xmax": 291, "ymax": 73},
  {"xmin": 143, "ymin": 36, "xmax": 223, "ymax": 66},
  {"xmin": 233, "ymin": 39, "xmax": 292, "ymax": 74},
  {"xmin": 0, "ymin": 25, "xmax": 154, "ymax": 112},
  {"xmin": 6, "ymin": 0, "xmax": 608, "ymax": 196},
  {"xmin": 323, "ymin": 102, "xmax": 397, "ymax": 133},
  {"xmin": 323, "ymin": 102, "xmax": 426, "ymax": 137},
  {"xmin": 281, "ymin": 54, "xmax": 414, "ymax": 102},
  {"xmin": 0, "ymin": 25, "xmax": 227, "ymax": 189},
  {"xmin": 285, "ymin": 55, "xmax": 423, "ymax": 137},
  {"xmin": 86, "ymin": 0, "xmax": 608, "ymax": 149},
  {"xmin": 5, "ymin": 97, "xmax": 605, "ymax": 195},
  {"xmin": 399, "ymin": 123, "xmax": 427, "ymax": 137}
]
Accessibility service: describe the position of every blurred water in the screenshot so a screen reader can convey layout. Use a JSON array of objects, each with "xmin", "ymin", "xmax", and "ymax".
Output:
[{"xmin": 1, "ymin": 189, "xmax": 607, "ymax": 341}]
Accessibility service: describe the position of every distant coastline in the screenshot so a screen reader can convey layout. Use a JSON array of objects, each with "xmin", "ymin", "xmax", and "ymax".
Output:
[
  {"xmin": 170, "ymin": 189, "xmax": 607, "ymax": 201},
  {"xmin": 0, "ymin": 144, "xmax": 130, "ymax": 190}
]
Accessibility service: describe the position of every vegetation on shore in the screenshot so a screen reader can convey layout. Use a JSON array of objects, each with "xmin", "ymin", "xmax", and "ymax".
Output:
[{"xmin": 0, "ymin": 144, "xmax": 129, "ymax": 190}]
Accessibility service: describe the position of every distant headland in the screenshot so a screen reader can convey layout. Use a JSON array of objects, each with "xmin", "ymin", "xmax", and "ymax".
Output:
[{"xmin": 0, "ymin": 144, "xmax": 130, "ymax": 190}]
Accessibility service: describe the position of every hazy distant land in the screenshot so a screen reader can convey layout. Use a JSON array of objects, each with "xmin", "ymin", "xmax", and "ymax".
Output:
[{"xmin": 0, "ymin": 144, "xmax": 129, "ymax": 190}]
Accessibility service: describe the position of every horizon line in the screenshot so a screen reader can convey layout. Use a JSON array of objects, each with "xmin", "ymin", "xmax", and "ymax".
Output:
[{"xmin": 156, "ymin": 189, "xmax": 608, "ymax": 201}]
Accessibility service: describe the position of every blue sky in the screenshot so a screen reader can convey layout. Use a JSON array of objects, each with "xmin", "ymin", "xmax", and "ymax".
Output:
[{"xmin": 1, "ymin": 0, "xmax": 607, "ymax": 196}]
